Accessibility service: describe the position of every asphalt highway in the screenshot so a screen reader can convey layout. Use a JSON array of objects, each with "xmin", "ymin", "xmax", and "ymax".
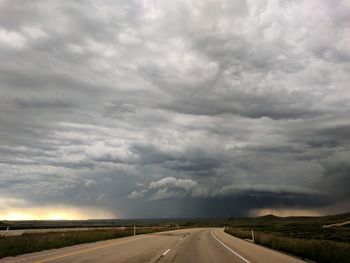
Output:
[{"xmin": 0, "ymin": 228, "xmax": 306, "ymax": 263}]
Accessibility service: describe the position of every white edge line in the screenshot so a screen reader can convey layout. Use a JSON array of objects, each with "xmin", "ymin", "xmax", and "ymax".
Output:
[
  {"xmin": 211, "ymin": 230, "xmax": 251, "ymax": 263},
  {"xmin": 162, "ymin": 248, "xmax": 171, "ymax": 256}
]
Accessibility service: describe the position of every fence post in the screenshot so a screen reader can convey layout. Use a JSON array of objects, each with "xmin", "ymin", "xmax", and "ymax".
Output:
[
  {"xmin": 251, "ymin": 229, "xmax": 255, "ymax": 243},
  {"xmin": 5, "ymin": 226, "xmax": 9, "ymax": 238}
]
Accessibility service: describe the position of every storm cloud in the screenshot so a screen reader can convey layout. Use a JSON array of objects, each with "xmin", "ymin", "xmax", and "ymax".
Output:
[{"xmin": 0, "ymin": 0, "xmax": 349, "ymax": 219}]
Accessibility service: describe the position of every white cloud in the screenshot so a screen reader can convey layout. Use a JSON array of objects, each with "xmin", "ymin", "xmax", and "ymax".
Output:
[
  {"xmin": 0, "ymin": 28, "xmax": 26, "ymax": 49},
  {"xmin": 128, "ymin": 190, "xmax": 147, "ymax": 200},
  {"xmin": 21, "ymin": 26, "xmax": 47, "ymax": 39},
  {"xmin": 84, "ymin": 179, "xmax": 97, "ymax": 188},
  {"xmin": 149, "ymin": 177, "xmax": 197, "ymax": 191}
]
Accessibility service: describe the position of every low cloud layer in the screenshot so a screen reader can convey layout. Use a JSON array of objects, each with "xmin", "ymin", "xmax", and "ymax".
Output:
[{"xmin": 0, "ymin": 0, "xmax": 349, "ymax": 218}]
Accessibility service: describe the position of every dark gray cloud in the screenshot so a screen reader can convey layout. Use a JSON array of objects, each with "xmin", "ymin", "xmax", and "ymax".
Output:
[
  {"xmin": 13, "ymin": 98, "xmax": 73, "ymax": 110},
  {"xmin": 320, "ymin": 161, "xmax": 350, "ymax": 200},
  {"xmin": 0, "ymin": 0, "xmax": 349, "ymax": 219}
]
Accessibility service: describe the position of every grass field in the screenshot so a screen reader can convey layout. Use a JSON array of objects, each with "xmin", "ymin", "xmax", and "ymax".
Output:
[
  {"xmin": 0, "ymin": 227, "xmax": 172, "ymax": 259},
  {"xmin": 225, "ymin": 212, "xmax": 350, "ymax": 263},
  {"xmin": 226, "ymin": 213, "xmax": 350, "ymax": 243}
]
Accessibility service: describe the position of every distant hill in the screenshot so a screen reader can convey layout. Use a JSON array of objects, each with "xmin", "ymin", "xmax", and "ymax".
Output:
[{"xmin": 228, "ymin": 211, "xmax": 350, "ymax": 225}]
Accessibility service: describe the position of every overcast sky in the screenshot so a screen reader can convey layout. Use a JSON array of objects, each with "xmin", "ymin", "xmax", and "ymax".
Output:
[{"xmin": 0, "ymin": 0, "xmax": 349, "ymax": 219}]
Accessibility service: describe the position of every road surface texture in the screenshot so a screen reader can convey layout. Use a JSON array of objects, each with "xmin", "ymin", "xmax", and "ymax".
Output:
[{"xmin": 0, "ymin": 228, "xmax": 306, "ymax": 263}]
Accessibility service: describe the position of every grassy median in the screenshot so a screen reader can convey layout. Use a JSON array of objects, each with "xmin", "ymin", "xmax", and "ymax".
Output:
[
  {"xmin": 0, "ymin": 227, "xmax": 172, "ymax": 259},
  {"xmin": 225, "ymin": 228, "xmax": 350, "ymax": 263}
]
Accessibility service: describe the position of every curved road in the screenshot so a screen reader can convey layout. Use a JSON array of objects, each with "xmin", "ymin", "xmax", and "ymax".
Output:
[{"xmin": 1, "ymin": 228, "xmax": 305, "ymax": 263}]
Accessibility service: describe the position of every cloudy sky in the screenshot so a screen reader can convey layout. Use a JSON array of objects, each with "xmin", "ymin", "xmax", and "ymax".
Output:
[{"xmin": 0, "ymin": 0, "xmax": 349, "ymax": 219}]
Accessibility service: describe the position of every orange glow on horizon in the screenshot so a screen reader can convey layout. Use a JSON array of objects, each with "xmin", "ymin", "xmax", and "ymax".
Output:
[{"xmin": 0, "ymin": 206, "xmax": 115, "ymax": 220}]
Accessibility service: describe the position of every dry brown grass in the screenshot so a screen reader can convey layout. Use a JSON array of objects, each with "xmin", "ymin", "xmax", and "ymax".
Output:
[
  {"xmin": 0, "ymin": 227, "xmax": 172, "ymax": 259},
  {"xmin": 225, "ymin": 228, "xmax": 350, "ymax": 263}
]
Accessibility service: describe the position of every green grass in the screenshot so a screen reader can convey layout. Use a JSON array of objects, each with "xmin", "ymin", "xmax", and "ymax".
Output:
[
  {"xmin": 0, "ymin": 227, "xmax": 172, "ymax": 259},
  {"xmin": 227, "ymin": 213, "xmax": 350, "ymax": 243},
  {"xmin": 225, "ymin": 228, "xmax": 350, "ymax": 263}
]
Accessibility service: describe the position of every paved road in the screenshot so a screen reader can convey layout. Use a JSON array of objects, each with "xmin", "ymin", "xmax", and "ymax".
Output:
[{"xmin": 1, "ymin": 228, "xmax": 306, "ymax": 263}]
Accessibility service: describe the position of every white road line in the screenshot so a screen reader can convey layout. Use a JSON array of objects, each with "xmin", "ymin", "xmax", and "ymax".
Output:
[
  {"xmin": 162, "ymin": 248, "xmax": 171, "ymax": 256},
  {"xmin": 211, "ymin": 230, "xmax": 251, "ymax": 263}
]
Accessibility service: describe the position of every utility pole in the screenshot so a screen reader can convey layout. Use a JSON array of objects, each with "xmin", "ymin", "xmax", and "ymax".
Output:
[
  {"xmin": 134, "ymin": 225, "xmax": 136, "ymax": 236},
  {"xmin": 251, "ymin": 229, "xmax": 255, "ymax": 243}
]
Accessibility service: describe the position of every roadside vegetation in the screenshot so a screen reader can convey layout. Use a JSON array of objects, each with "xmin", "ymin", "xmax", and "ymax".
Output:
[
  {"xmin": 225, "ymin": 227, "xmax": 350, "ymax": 263},
  {"xmin": 0, "ymin": 227, "xmax": 173, "ymax": 259},
  {"xmin": 226, "ymin": 213, "xmax": 350, "ymax": 243}
]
